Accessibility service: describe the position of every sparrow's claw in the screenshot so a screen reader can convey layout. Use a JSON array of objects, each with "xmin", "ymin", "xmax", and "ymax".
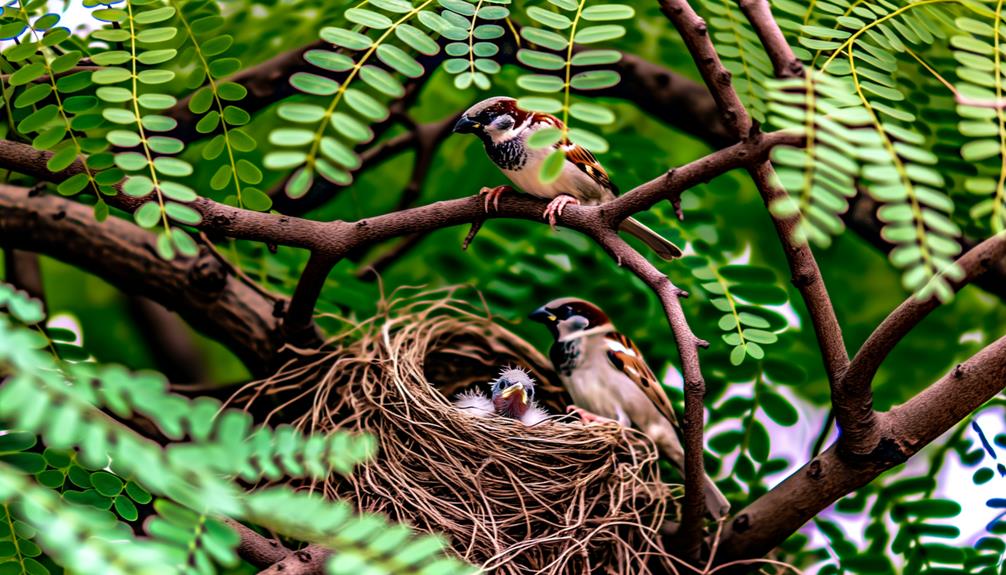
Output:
[
  {"xmin": 479, "ymin": 185, "xmax": 510, "ymax": 212},
  {"xmin": 566, "ymin": 405, "xmax": 617, "ymax": 425},
  {"xmin": 543, "ymin": 195, "xmax": 580, "ymax": 230}
]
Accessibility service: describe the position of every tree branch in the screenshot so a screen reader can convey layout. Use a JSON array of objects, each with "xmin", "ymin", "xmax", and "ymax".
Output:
[
  {"xmin": 3, "ymin": 248, "xmax": 45, "ymax": 308},
  {"xmin": 657, "ymin": 0, "xmax": 850, "ymax": 556},
  {"xmin": 840, "ymin": 232, "xmax": 1006, "ymax": 451},
  {"xmin": 256, "ymin": 545, "xmax": 330, "ymax": 575},
  {"xmin": 716, "ymin": 333, "xmax": 1006, "ymax": 564},
  {"xmin": 224, "ymin": 519, "xmax": 293, "ymax": 568},
  {"xmin": 737, "ymin": 0, "xmax": 804, "ymax": 78},
  {"xmin": 0, "ymin": 185, "xmax": 284, "ymax": 375}
]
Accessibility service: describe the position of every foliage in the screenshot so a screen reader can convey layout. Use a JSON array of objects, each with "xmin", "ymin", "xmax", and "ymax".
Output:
[
  {"xmin": 0, "ymin": 284, "xmax": 473, "ymax": 575},
  {"xmin": 0, "ymin": 0, "xmax": 1005, "ymax": 572}
]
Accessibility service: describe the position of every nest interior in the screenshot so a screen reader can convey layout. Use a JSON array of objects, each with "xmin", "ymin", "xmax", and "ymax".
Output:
[{"xmin": 242, "ymin": 291, "xmax": 681, "ymax": 574}]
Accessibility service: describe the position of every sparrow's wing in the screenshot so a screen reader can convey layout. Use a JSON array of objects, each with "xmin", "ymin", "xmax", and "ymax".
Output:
[
  {"xmin": 603, "ymin": 332, "xmax": 679, "ymax": 426},
  {"xmin": 562, "ymin": 143, "xmax": 617, "ymax": 193},
  {"xmin": 534, "ymin": 112, "xmax": 618, "ymax": 194}
]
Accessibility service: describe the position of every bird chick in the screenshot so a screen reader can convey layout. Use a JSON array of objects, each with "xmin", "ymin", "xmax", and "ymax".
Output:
[{"xmin": 453, "ymin": 367, "xmax": 549, "ymax": 426}]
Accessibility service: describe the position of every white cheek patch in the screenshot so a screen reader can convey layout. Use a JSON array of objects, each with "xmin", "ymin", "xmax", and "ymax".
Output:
[{"xmin": 491, "ymin": 116, "xmax": 532, "ymax": 144}]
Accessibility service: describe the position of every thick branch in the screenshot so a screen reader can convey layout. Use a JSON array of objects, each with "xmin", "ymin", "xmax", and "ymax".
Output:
[
  {"xmin": 0, "ymin": 132, "xmax": 795, "ymax": 335},
  {"xmin": 840, "ymin": 233, "xmax": 1006, "ymax": 450},
  {"xmin": 224, "ymin": 519, "xmax": 293, "ymax": 568},
  {"xmin": 0, "ymin": 185, "xmax": 283, "ymax": 375},
  {"xmin": 716, "ymin": 334, "xmax": 1006, "ymax": 564},
  {"xmin": 257, "ymin": 545, "xmax": 330, "ymax": 575},
  {"xmin": 656, "ymin": 0, "xmax": 850, "ymax": 555},
  {"xmin": 3, "ymin": 248, "xmax": 45, "ymax": 307},
  {"xmin": 128, "ymin": 297, "xmax": 208, "ymax": 384}
]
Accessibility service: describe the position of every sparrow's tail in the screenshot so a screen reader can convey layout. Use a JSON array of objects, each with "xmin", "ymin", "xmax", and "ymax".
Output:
[
  {"xmin": 619, "ymin": 217, "xmax": 683, "ymax": 260},
  {"xmin": 703, "ymin": 475, "xmax": 730, "ymax": 520},
  {"xmin": 654, "ymin": 430, "xmax": 730, "ymax": 519}
]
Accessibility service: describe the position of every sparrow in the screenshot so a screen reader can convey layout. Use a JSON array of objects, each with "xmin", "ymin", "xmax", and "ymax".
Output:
[
  {"xmin": 529, "ymin": 297, "xmax": 729, "ymax": 519},
  {"xmin": 452, "ymin": 96, "xmax": 682, "ymax": 260},
  {"xmin": 454, "ymin": 366, "xmax": 549, "ymax": 426}
]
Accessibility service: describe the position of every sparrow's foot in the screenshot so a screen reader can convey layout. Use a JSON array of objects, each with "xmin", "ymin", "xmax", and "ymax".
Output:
[
  {"xmin": 566, "ymin": 405, "xmax": 618, "ymax": 425},
  {"xmin": 543, "ymin": 195, "xmax": 580, "ymax": 230},
  {"xmin": 479, "ymin": 185, "xmax": 511, "ymax": 212}
]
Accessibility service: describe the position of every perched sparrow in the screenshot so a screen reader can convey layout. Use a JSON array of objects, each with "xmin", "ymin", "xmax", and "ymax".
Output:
[
  {"xmin": 452, "ymin": 96, "xmax": 682, "ymax": 260},
  {"xmin": 454, "ymin": 366, "xmax": 549, "ymax": 426},
  {"xmin": 529, "ymin": 297, "xmax": 729, "ymax": 518}
]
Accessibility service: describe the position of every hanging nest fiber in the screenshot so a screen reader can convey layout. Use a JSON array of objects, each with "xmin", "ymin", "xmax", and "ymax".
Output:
[{"xmin": 238, "ymin": 289, "xmax": 682, "ymax": 574}]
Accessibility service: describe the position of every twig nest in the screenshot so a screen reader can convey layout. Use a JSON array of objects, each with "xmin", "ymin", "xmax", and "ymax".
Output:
[{"xmin": 244, "ymin": 289, "xmax": 680, "ymax": 574}]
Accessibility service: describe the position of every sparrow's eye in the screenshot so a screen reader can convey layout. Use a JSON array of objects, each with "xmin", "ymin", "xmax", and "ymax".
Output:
[{"xmin": 491, "ymin": 115, "xmax": 514, "ymax": 131}]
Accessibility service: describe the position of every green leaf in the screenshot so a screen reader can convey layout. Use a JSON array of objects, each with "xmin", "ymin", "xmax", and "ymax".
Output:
[
  {"xmin": 47, "ymin": 146, "xmax": 79, "ymax": 172},
  {"xmin": 345, "ymin": 8, "xmax": 393, "ymax": 29},
  {"xmin": 320, "ymin": 27, "xmax": 373, "ymax": 50},
  {"xmin": 286, "ymin": 167, "xmax": 314, "ymax": 198},
  {"xmin": 153, "ymin": 157, "xmax": 193, "ymax": 177},
  {"xmin": 90, "ymin": 471, "xmax": 123, "ymax": 497},
  {"xmin": 376, "ymin": 44, "xmax": 424, "ymax": 78},
  {"xmin": 526, "ymin": 6, "xmax": 571, "ymax": 29},
  {"xmin": 517, "ymin": 96, "xmax": 563, "ymax": 114},
  {"xmin": 521, "ymin": 27, "xmax": 569, "ymax": 51},
  {"xmin": 278, "ymin": 103, "xmax": 327, "ymax": 123},
  {"xmin": 331, "ymin": 112, "xmax": 373, "ymax": 142},
  {"xmin": 243, "ymin": 188, "xmax": 273, "ymax": 212},
  {"xmin": 581, "ymin": 4, "xmax": 635, "ymax": 21},
  {"xmin": 517, "ymin": 74, "xmax": 565, "ymax": 93},
  {"xmin": 567, "ymin": 127, "xmax": 607, "ymax": 153},
  {"xmin": 165, "ymin": 202, "xmax": 202, "ymax": 225},
  {"xmin": 573, "ymin": 24, "xmax": 625, "ymax": 44},
  {"xmin": 517, "ymin": 49, "xmax": 566, "ymax": 71},
  {"xmin": 9, "ymin": 63, "xmax": 45, "ymax": 87},
  {"xmin": 539, "ymin": 149, "xmax": 566, "ymax": 184},
  {"xmin": 748, "ymin": 420, "xmax": 770, "ymax": 462},
  {"xmin": 134, "ymin": 201, "xmax": 162, "ymax": 228},
  {"xmin": 760, "ymin": 390, "xmax": 798, "ymax": 426},
  {"xmin": 359, "ymin": 65, "xmax": 404, "ymax": 97},
  {"xmin": 571, "ymin": 49, "xmax": 621, "ymax": 66},
  {"xmin": 290, "ymin": 72, "xmax": 339, "ymax": 96},
  {"xmin": 527, "ymin": 126, "xmax": 562, "ymax": 149},
  {"xmin": 113, "ymin": 495, "xmax": 139, "ymax": 521},
  {"xmin": 569, "ymin": 102, "xmax": 615, "ymax": 125},
  {"xmin": 395, "ymin": 25, "xmax": 440, "ymax": 56},
  {"xmin": 569, "ymin": 70, "xmax": 620, "ymax": 90}
]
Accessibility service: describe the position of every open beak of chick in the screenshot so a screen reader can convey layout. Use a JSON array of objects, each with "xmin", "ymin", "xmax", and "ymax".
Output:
[{"xmin": 499, "ymin": 382, "xmax": 528, "ymax": 408}]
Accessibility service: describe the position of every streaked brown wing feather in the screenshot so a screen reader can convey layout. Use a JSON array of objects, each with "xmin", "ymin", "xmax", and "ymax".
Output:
[
  {"xmin": 534, "ymin": 112, "xmax": 616, "ymax": 192},
  {"xmin": 563, "ymin": 144, "xmax": 615, "ymax": 191},
  {"xmin": 604, "ymin": 332, "xmax": 679, "ymax": 425}
]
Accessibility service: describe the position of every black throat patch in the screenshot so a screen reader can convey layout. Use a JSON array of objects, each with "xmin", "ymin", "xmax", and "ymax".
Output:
[
  {"xmin": 550, "ymin": 339, "xmax": 583, "ymax": 377},
  {"xmin": 484, "ymin": 137, "xmax": 527, "ymax": 171}
]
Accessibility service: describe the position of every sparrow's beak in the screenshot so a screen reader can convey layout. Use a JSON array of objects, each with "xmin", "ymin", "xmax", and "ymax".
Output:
[
  {"xmin": 453, "ymin": 115, "xmax": 481, "ymax": 134},
  {"xmin": 500, "ymin": 383, "xmax": 528, "ymax": 407},
  {"xmin": 528, "ymin": 306, "xmax": 556, "ymax": 323}
]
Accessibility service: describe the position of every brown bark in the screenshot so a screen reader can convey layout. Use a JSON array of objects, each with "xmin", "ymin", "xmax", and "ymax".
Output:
[{"xmin": 0, "ymin": 185, "xmax": 283, "ymax": 375}]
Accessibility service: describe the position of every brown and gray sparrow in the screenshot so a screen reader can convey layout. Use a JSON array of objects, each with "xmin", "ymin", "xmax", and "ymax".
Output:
[
  {"xmin": 529, "ymin": 297, "xmax": 729, "ymax": 518},
  {"xmin": 453, "ymin": 96, "xmax": 682, "ymax": 260},
  {"xmin": 454, "ymin": 366, "xmax": 549, "ymax": 426}
]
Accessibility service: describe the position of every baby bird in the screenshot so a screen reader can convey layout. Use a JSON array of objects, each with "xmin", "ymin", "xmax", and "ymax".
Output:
[
  {"xmin": 454, "ymin": 367, "xmax": 549, "ymax": 426},
  {"xmin": 452, "ymin": 96, "xmax": 682, "ymax": 260}
]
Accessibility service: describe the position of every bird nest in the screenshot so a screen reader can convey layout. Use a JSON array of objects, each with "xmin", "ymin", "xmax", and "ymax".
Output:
[{"xmin": 239, "ymin": 289, "xmax": 682, "ymax": 574}]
